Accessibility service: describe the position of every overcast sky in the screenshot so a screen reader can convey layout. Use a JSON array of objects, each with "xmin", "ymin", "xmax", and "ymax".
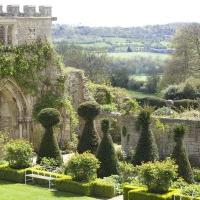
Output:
[{"xmin": 1, "ymin": 0, "xmax": 200, "ymax": 27}]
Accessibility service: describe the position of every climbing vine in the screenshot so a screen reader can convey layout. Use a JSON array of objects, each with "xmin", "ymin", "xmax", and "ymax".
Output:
[{"xmin": 0, "ymin": 40, "xmax": 59, "ymax": 93}]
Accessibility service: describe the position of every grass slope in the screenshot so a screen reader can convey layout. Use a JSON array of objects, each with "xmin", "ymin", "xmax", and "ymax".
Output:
[{"xmin": 0, "ymin": 180, "xmax": 97, "ymax": 200}]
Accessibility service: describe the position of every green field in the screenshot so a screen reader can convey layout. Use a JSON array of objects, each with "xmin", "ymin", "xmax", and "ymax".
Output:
[
  {"xmin": 126, "ymin": 89, "xmax": 159, "ymax": 98},
  {"xmin": 129, "ymin": 75, "xmax": 149, "ymax": 81},
  {"xmin": 0, "ymin": 180, "xmax": 97, "ymax": 200},
  {"xmin": 108, "ymin": 52, "xmax": 169, "ymax": 60}
]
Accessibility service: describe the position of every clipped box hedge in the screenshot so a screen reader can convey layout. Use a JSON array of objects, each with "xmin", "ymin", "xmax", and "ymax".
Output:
[
  {"xmin": 123, "ymin": 185, "xmax": 144, "ymax": 200},
  {"xmin": 91, "ymin": 179, "xmax": 115, "ymax": 198},
  {"xmin": 174, "ymin": 195, "xmax": 200, "ymax": 200},
  {"xmin": 54, "ymin": 178, "xmax": 92, "ymax": 196},
  {"xmin": 0, "ymin": 165, "xmax": 67, "ymax": 184},
  {"xmin": 0, "ymin": 164, "xmax": 26, "ymax": 183},
  {"xmin": 128, "ymin": 188, "xmax": 179, "ymax": 200},
  {"xmin": 54, "ymin": 177, "xmax": 116, "ymax": 198},
  {"xmin": 123, "ymin": 185, "xmax": 180, "ymax": 200}
]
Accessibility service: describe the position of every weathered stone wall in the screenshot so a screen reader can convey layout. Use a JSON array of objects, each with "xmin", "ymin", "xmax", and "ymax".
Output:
[
  {"xmin": 0, "ymin": 5, "xmax": 56, "ymax": 45},
  {"xmin": 120, "ymin": 115, "xmax": 200, "ymax": 165}
]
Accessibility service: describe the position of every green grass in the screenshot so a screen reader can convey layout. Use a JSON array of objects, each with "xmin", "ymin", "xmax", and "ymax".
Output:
[
  {"xmin": 129, "ymin": 75, "xmax": 149, "ymax": 81},
  {"xmin": 108, "ymin": 52, "xmax": 169, "ymax": 60},
  {"xmin": 0, "ymin": 180, "xmax": 97, "ymax": 200},
  {"xmin": 126, "ymin": 89, "xmax": 159, "ymax": 98}
]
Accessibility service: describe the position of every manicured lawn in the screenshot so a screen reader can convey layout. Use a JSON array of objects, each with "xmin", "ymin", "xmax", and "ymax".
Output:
[{"xmin": 0, "ymin": 180, "xmax": 97, "ymax": 200}]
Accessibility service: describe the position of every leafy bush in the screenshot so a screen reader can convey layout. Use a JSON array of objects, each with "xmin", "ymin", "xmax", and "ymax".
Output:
[
  {"xmin": 132, "ymin": 107, "xmax": 159, "ymax": 165},
  {"xmin": 65, "ymin": 152, "xmax": 100, "ymax": 182},
  {"xmin": 193, "ymin": 168, "xmax": 200, "ymax": 182},
  {"xmin": 153, "ymin": 106, "xmax": 177, "ymax": 116},
  {"xmin": 172, "ymin": 125, "xmax": 194, "ymax": 183},
  {"xmin": 173, "ymin": 99, "xmax": 199, "ymax": 110},
  {"xmin": 172, "ymin": 178, "xmax": 200, "ymax": 198},
  {"xmin": 40, "ymin": 157, "xmax": 60, "ymax": 172},
  {"xmin": 163, "ymin": 82, "xmax": 200, "ymax": 100},
  {"xmin": 120, "ymin": 98, "xmax": 139, "ymax": 114},
  {"xmin": 104, "ymin": 175, "xmax": 124, "ymax": 195},
  {"xmin": 37, "ymin": 108, "xmax": 62, "ymax": 166},
  {"xmin": 4, "ymin": 139, "xmax": 33, "ymax": 169},
  {"xmin": 114, "ymin": 144, "xmax": 126, "ymax": 161},
  {"xmin": 94, "ymin": 86, "xmax": 112, "ymax": 105},
  {"xmin": 138, "ymin": 159, "xmax": 178, "ymax": 194},
  {"xmin": 96, "ymin": 119, "xmax": 119, "ymax": 178},
  {"xmin": 119, "ymin": 161, "xmax": 137, "ymax": 182},
  {"xmin": 77, "ymin": 101, "xmax": 100, "ymax": 154}
]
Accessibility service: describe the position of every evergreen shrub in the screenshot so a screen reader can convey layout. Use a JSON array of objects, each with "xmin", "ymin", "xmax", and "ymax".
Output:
[
  {"xmin": 132, "ymin": 107, "xmax": 159, "ymax": 165},
  {"xmin": 77, "ymin": 101, "xmax": 100, "ymax": 154},
  {"xmin": 37, "ymin": 108, "xmax": 62, "ymax": 165},
  {"xmin": 96, "ymin": 119, "xmax": 119, "ymax": 178},
  {"xmin": 172, "ymin": 125, "xmax": 194, "ymax": 183}
]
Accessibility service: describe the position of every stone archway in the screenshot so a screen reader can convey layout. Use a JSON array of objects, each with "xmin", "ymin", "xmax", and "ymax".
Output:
[{"xmin": 0, "ymin": 78, "xmax": 31, "ymax": 140}]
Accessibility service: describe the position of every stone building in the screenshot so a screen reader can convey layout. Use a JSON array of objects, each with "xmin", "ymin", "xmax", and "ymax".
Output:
[
  {"xmin": 0, "ymin": 5, "xmax": 91, "ymax": 151},
  {"xmin": 0, "ymin": 5, "xmax": 56, "ymax": 45}
]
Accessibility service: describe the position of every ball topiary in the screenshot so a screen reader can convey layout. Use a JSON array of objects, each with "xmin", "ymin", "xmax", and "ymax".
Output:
[
  {"xmin": 172, "ymin": 125, "xmax": 194, "ymax": 183},
  {"xmin": 37, "ymin": 108, "xmax": 62, "ymax": 166},
  {"xmin": 96, "ymin": 119, "xmax": 119, "ymax": 178},
  {"xmin": 77, "ymin": 101, "xmax": 100, "ymax": 154},
  {"xmin": 132, "ymin": 107, "xmax": 159, "ymax": 165},
  {"xmin": 78, "ymin": 101, "xmax": 100, "ymax": 120}
]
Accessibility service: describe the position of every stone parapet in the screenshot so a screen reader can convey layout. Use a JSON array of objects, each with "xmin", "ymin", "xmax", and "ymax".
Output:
[{"xmin": 0, "ymin": 5, "xmax": 53, "ymax": 17}]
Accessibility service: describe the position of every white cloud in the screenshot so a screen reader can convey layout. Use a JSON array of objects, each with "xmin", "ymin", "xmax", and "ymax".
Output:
[{"xmin": 1, "ymin": 0, "xmax": 200, "ymax": 26}]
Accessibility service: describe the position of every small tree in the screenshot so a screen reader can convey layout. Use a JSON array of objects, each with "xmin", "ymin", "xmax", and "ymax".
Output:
[
  {"xmin": 96, "ymin": 119, "xmax": 119, "ymax": 178},
  {"xmin": 77, "ymin": 101, "xmax": 100, "ymax": 154},
  {"xmin": 172, "ymin": 125, "xmax": 194, "ymax": 183},
  {"xmin": 132, "ymin": 107, "xmax": 159, "ymax": 165},
  {"xmin": 37, "ymin": 108, "xmax": 62, "ymax": 166}
]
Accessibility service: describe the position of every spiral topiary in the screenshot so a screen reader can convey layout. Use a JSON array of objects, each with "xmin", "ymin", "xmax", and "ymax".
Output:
[
  {"xmin": 96, "ymin": 119, "xmax": 119, "ymax": 178},
  {"xmin": 172, "ymin": 125, "xmax": 194, "ymax": 183},
  {"xmin": 37, "ymin": 108, "xmax": 62, "ymax": 166},
  {"xmin": 132, "ymin": 107, "xmax": 159, "ymax": 165},
  {"xmin": 77, "ymin": 101, "xmax": 100, "ymax": 154}
]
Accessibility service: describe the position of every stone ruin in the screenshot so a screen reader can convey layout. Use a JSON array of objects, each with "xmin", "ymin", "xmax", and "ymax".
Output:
[
  {"xmin": 0, "ymin": 5, "xmax": 56, "ymax": 45},
  {"xmin": 0, "ymin": 5, "xmax": 91, "ymax": 152}
]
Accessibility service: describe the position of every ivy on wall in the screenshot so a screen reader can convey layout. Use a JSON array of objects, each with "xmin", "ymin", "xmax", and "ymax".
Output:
[{"xmin": 0, "ymin": 40, "xmax": 59, "ymax": 93}]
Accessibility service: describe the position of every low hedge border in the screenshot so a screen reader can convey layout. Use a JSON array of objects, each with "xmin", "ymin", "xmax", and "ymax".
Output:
[
  {"xmin": 54, "ymin": 178, "xmax": 92, "ymax": 196},
  {"xmin": 0, "ymin": 164, "xmax": 26, "ymax": 183},
  {"xmin": 54, "ymin": 177, "xmax": 116, "ymax": 198},
  {"xmin": 123, "ymin": 185, "xmax": 144, "ymax": 200},
  {"xmin": 0, "ymin": 165, "xmax": 68, "ymax": 184},
  {"xmin": 128, "ymin": 188, "xmax": 179, "ymax": 200},
  {"xmin": 91, "ymin": 179, "xmax": 115, "ymax": 198},
  {"xmin": 174, "ymin": 195, "xmax": 200, "ymax": 200},
  {"xmin": 0, "ymin": 165, "xmax": 115, "ymax": 198}
]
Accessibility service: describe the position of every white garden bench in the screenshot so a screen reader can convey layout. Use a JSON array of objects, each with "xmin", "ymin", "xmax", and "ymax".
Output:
[{"xmin": 25, "ymin": 169, "xmax": 57, "ymax": 189}]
